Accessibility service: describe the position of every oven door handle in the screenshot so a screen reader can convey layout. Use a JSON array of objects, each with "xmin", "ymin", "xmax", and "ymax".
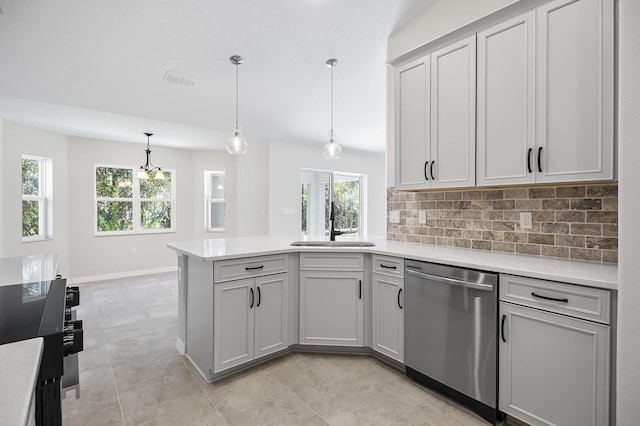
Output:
[{"xmin": 406, "ymin": 269, "xmax": 494, "ymax": 291}]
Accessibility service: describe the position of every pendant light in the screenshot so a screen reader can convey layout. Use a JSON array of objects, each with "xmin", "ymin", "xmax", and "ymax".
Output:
[
  {"xmin": 137, "ymin": 133, "xmax": 165, "ymax": 180},
  {"xmin": 226, "ymin": 55, "xmax": 248, "ymax": 155},
  {"xmin": 323, "ymin": 58, "xmax": 342, "ymax": 160}
]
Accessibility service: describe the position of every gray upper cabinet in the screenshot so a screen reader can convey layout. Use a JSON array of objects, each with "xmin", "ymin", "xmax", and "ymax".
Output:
[
  {"xmin": 395, "ymin": 55, "xmax": 430, "ymax": 189},
  {"xmin": 394, "ymin": 35, "xmax": 476, "ymax": 190},
  {"xmin": 430, "ymin": 35, "xmax": 476, "ymax": 189},
  {"xmin": 535, "ymin": 0, "xmax": 614, "ymax": 183},
  {"xmin": 477, "ymin": 11, "xmax": 536, "ymax": 187}
]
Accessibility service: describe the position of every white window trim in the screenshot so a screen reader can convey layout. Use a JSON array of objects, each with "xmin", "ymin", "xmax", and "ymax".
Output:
[
  {"xmin": 22, "ymin": 155, "xmax": 53, "ymax": 243},
  {"xmin": 94, "ymin": 164, "xmax": 176, "ymax": 236},
  {"xmin": 204, "ymin": 171, "xmax": 225, "ymax": 232}
]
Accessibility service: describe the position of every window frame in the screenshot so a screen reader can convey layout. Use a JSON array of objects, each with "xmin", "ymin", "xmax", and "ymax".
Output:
[
  {"xmin": 301, "ymin": 168, "xmax": 366, "ymax": 238},
  {"xmin": 22, "ymin": 155, "xmax": 53, "ymax": 242},
  {"xmin": 204, "ymin": 171, "xmax": 226, "ymax": 232},
  {"xmin": 94, "ymin": 164, "xmax": 176, "ymax": 236}
]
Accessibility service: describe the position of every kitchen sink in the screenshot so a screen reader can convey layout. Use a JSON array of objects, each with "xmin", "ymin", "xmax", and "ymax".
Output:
[{"xmin": 290, "ymin": 241, "xmax": 375, "ymax": 247}]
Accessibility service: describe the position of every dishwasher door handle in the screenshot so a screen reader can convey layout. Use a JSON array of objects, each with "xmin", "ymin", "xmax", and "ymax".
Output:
[{"xmin": 406, "ymin": 269, "xmax": 494, "ymax": 291}]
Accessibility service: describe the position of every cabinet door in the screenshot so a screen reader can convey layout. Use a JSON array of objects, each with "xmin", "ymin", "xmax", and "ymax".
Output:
[
  {"xmin": 299, "ymin": 271, "xmax": 364, "ymax": 346},
  {"xmin": 372, "ymin": 273, "xmax": 404, "ymax": 362},
  {"xmin": 254, "ymin": 274, "xmax": 289, "ymax": 359},
  {"xmin": 394, "ymin": 55, "xmax": 430, "ymax": 190},
  {"xmin": 430, "ymin": 35, "xmax": 476, "ymax": 188},
  {"xmin": 477, "ymin": 12, "xmax": 536, "ymax": 187},
  {"xmin": 536, "ymin": 0, "xmax": 614, "ymax": 183},
  {"xmin": 213, "ymin": 278, "xmax": 255, "ymax": 373},
  {"xmin": 499, "ymin": 302, "xmax": 610, "ymax": 426}
]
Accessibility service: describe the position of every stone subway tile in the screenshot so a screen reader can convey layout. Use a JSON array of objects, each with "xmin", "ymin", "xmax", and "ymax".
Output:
[
  {"xmin": 429, "ymin": 227, "xmax": 445, "ymax": 237},
  {"xmin": 445, "ymin": 228, "xmax": 463, "ymax": 238},
  {"xmin": 542, "ymin": 199, "xmax": 570, "ymax": 210},
  {"xmin": 602, "ymin": 198, "xmax": 618, "ymax": 211},
  {"xmin": 528, "ymin": 233, "xmax": 554, "ymax": 245},
  {"xmin": 603, "ymin": 250, "xmax": 618, "ymax": 263},
  {"xmin": 406, "ymin": 234, "xmax": 421, "ymax": 243},
  {"xmin": 570, "ymin": 248, "xmax": 602, "ymax": 262},
  {"xmin": 603, "ymin": 224, "xmax": 618, "ymax": 237},
  {"xmin": 463, "ymin": 190, "xmax": 483, "ymax": 200},
  {"xmin": 556, "ymin": 210, "xmax": 585, "ymax": 222},
  {"xmin": 493, "ymin": 200, "xmax": 516, "ymax": 210},
  {"xmin": 586, "ymin": 211, "xmax": 618, "ymax": 224},
  {"xmin": 429, "ymin": 192, "xmax": 445, "ymax": 200},
  {"xmin": 556, "ymin": 186, "xmax": 586, "ymax": 198},
  {"xmin": 493, "ymin": 242, "xmax": 515, "ymax": 253},
  {"xmin": 541, "ymin": 222, "xmax": 570, "ymax": 234},
  {"xmin": 420, "ymin": 201, "xmax": 437, "ymax": 209},
  {"xmin": 504, "ymin": 211, "xmax": 520, "ymax": 221},
  {"xmin": 570, "ymin": 198, "xmax": 602, "ymax": 210},
  {"xmin": 444, "ymin": 210, "xmax": 463, "ymax": 219},
  {"xmin": 541, "ymin": 246, "xmax": 570, "ymax": 259},
  {"xmin": 482, "ymin": 231, "xmax": 504, "ymax": 241},
  {"xmin": 412, "ymin": 227, "xmax": 431, "ymax": 236},
  {"xmin": 529, "ymin": 187, "xmax": 555, "ymax": 199},
  {"xmin": 453, "ymin": 239, "xmax": 472, "ymax": 248},
  {"xmin": 504, "ymin": 232, "xmax": 528, "ymax": 243},
  {"xmin": 398, "ymin": 192, "xmax": 415, "ymax": 201},
  {"xmin": 452, "ymin": 200, "xmax": 472, "ymax": 210},
  {"xmin": 586, "ymin": 184, "xmax": 618, "ymax": 197},
  {"xmin": 414, "ymin": 192, "xmax": 431, "ymax": 201},
  {"xmin": 462, "ymin": 210, "xmax": 483, "ymax": 220},
  {"xmin": 445, "ymin": 191, "xmax": 463, "ymax": 200},
  {"xmin": 532, "ymin": 211, "xmax": 555, "ymax": 222},
  {"xmin": 482, "ymin": 190, "xmax": 505, "ymax": 200},
  {"xmin": 436, "ymin": 219, "xmax": 453, "ymax": 228},
  {"xmin": 435, "ymin": 237, "xmax": 453, "ymax": 246},
  {"xmin": 472, "ymin": 240, "xmax": 492, "ymax": 250},
  {"xmin": 571, "ymin": 223, "xmax": 603, "ymax": 236},
  {"xmin": 586, "ymin": 236, "xmax": 618, "ymax": 250},
  {"xmin": 493, "ymin": 221, "xmax": 516, "ymax": 231},
  {"xmin": 516, "ymin": 243, "xmax": 541, "ymax": 255},
  {"xmin": 516, "ymin": 199, "xmax": 542, "ymax": 210},
  {"xmin": 482, "ymin": 210, "xmax": 504, "ymax": 220},
  {"xmin": 471, "ymin": 200, "xmax": 494, "ymax": 210},
  {"xmin": 436, "ymin": 201, "xmax": 454, "ymax": 210},
  {"xmin": 503, "ymin": 188, "xmax": 529, "ymax": 199},
  {"xmin": 556, "ymin": 234, "xmax": 586, "ymax": 248},
  {"xmin": 420, "ymin": 235, "xmax": 436, "ymax": 245},
  {"xmin": 462, "ymin": 229, "xmax": 483, "ymax": 239}
]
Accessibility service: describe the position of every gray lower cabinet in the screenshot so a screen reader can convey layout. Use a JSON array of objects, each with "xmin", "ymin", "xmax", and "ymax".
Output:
[
  {"xmin": 372, "ymin": 255, "xmax": 404, "ymax": 362},
  {"xmin": 299, "ymin": 253, "xmax": 364, "ymax": 346},
  {"xmin": 213, "ymin": 273, "xmax": 289, "ymax": 374},
  {"xmin": 499, "ymin": 274, "xmax": 611, "ymax": 426}
]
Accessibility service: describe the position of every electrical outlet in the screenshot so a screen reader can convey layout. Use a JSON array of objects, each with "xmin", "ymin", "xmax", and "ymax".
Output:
[
  {"xmin": 389, "ymin": 211, "xmax": 400, "ymax": 223},
  {"xmin": 520, "ymin": 212, "xmax": 532, "ymax": 229},
  {"xmin": 419, "ymin": 210, "xmax": 426, "ymax": 224},
  {"xmin": 130, "ymin": 247, "xmax": 137, "ymax": 255},
  {"xmin": 282, "ymin": 208, "xmax": 295, "ymax": 216}
]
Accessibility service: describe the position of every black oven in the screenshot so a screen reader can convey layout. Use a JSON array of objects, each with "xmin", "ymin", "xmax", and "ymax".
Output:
[{"xmin": 0, "ymin": 277, "xmax": 83, "ymax": 425}]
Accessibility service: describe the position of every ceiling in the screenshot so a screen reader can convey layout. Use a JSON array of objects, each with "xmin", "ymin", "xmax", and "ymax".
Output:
[{"xmin": 0, "ymin": 0, "xmax": 433, "ymax": 151}]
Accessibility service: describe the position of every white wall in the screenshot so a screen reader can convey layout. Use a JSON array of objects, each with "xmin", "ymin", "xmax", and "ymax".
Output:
[
  {"xmin": 1, "ymin": 120, "xmax": 71, "ymax": 273},
  {"xmin": 268, "ymin": 140, "xmax": 386, "ymax": 238},
  {"xmin": 617, "ymin": 0, "xmax": 640, "ymax": 423},
  {"xmin": 0, "ymin": 120, "xmax": 4, "ymax": 257},
  {"xmin": 387, "ymin": 0, "xmax": 517, "ymax": 61},
  {"xmin": 236, "ymin": 139, "xmax": 269, "ymax": 236},
  {"xmin": 67, "ymin": 136, "xmax": 194, "ymax": 278}
]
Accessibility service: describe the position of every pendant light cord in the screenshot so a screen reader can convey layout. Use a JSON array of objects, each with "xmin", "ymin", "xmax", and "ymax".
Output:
[
  {"xmin": 235, "ymin": 62, "xmax": 240, "ymax": 130},
  {"xmin": 330, "ymin": 63, "xmax": 334, "ymax": 138}
]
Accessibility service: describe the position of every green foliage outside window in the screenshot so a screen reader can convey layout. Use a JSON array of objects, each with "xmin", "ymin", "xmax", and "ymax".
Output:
[
  {"xmin": 22, "ymin": 200, "xmax": 40, "ymax": 237},
  {"xmin": 325, "ymin": 180, "xmax": 360, "ymax": 235},
  {"xmin": 22, "ymin": 158, "xmax": 41, "ymax": 237}
]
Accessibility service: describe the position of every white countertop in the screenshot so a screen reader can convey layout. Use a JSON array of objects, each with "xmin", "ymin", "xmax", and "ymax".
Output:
[
  {"xmin": 0, "ymin": 338, "xmax": 43, "ymax": 426},
  {"xmin": 167, "ymin": 236, "xmax": 618, "ymax": 290},
  {"xmin": 0, "ymin": 254, "xmax": 60, "ymax": 287}
]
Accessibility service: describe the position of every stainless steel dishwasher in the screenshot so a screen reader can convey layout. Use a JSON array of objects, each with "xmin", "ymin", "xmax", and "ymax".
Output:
[{"xmin": 404, "ymin": 260, "xmax": 501, "ymax": 424}]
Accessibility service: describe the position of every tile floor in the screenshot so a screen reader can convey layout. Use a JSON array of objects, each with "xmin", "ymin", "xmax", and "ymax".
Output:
[{"xmin": 62, "ymin": 272, "xmax": 491, "ymax": 426}]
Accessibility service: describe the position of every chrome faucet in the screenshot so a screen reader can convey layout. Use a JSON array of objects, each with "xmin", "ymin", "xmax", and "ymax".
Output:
[{"xmin": 329, "ymin": 201, "xmax": 343, "ymax": 241}]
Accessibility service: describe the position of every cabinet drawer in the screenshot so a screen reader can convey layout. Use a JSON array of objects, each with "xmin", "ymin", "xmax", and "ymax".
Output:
[
  {"xmin": 372, "ymin": 255, "xmax": 404, "ymax": 278},
  {"xmin": 214, "ymin": 254, "xmax": 288, "ymax": 283},
  {"xmin": 500, "ymin": 274, "xmax": 610, "ymax": 324},
  {"xmin": 300, "ymin": 253, "xmax": 364, "ymax": 271}
]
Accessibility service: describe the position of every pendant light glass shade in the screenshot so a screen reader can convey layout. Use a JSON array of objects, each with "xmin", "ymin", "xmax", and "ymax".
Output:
[
  {"xmin": 226, "ymin": 55, "xmax": 248, "ymax": 155},
  {"xmin": 137, "ymin": 133, "xmax": 164, "ymax": 180},
  {"xmin": 323, "ymin": 58, "xmax": 342, "ymax": 160}
]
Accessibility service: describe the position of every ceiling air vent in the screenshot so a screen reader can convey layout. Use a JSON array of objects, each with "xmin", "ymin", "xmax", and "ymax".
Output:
[{"xmin": 163, "ymin": 71, "xmax": 196, "ymax": 87}]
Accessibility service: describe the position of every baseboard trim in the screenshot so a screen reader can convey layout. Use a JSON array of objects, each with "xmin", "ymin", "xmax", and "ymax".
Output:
[
  {"xmin": 176, "ymin": 338, "xmax": 185, "ymax": 355},
  {"xmin": 67, "ymin": 266, "xmax": 177, "ymax": 285}
]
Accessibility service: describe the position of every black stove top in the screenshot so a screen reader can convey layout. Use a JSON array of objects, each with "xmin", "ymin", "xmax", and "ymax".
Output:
[{"xmin": 0, "ymin": 279, "xmax": 66, "ymax": 345}]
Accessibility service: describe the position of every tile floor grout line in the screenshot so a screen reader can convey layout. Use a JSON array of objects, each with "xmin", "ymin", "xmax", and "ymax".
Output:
[
  {"xmin": 91, "ymin": 283, "xmax": 127, "ymax": 426},
  {"xmin": 270, "ymin": 373, "xmax": 331, "ymax": 426}
]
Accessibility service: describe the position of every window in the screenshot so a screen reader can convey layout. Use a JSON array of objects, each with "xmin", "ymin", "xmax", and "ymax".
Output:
[
  {"xmin": 95, "ymin": 165, "xmax": 175, "ymax": 235},
  {"xmin": 301, "ymin": 169, "xmax": 365, "ymax": 237},
  {"xmin": 205, "ymin": 171, "xmax": 225, "ymax": 232},
  {"xmin": 22, "ymin": 155, "xmax": 52, "ymax": 241}
]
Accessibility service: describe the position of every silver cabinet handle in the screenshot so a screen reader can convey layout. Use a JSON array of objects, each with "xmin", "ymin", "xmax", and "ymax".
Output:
[{"xmin": 406, "ymin": 269, "xmax": 494, "ymax": 291}]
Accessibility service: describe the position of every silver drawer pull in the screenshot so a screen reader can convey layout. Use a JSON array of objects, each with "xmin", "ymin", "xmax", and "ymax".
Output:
[
  {"xmin": 531, "ymin": 292, "xmax": 568, "ymax": 303},
  {"xmin": 379, "ymin": 264, "xmax": 397, "ymax": 270}
]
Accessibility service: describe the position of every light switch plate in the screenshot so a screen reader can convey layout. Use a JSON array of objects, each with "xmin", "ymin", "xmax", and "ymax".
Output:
[
  {"xmin": 419, "ymin": 211, "xmax": 426, "ymax": 224},
  {"xmin": 283, "ymin": 208, "xmax": 295, "ymax": 216},
  {"xmin": 520, "ymin": 212, "xmax": 532, "ymax": 229},
  {"xmin": 389, "ymin": 211, "xmax": 400, "ymax": 223}
]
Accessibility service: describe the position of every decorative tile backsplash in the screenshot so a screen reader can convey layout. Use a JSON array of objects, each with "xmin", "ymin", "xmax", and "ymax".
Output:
[{"xmin": 387, "ymin": 183, "xmax": 618, "ymax": 263}]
